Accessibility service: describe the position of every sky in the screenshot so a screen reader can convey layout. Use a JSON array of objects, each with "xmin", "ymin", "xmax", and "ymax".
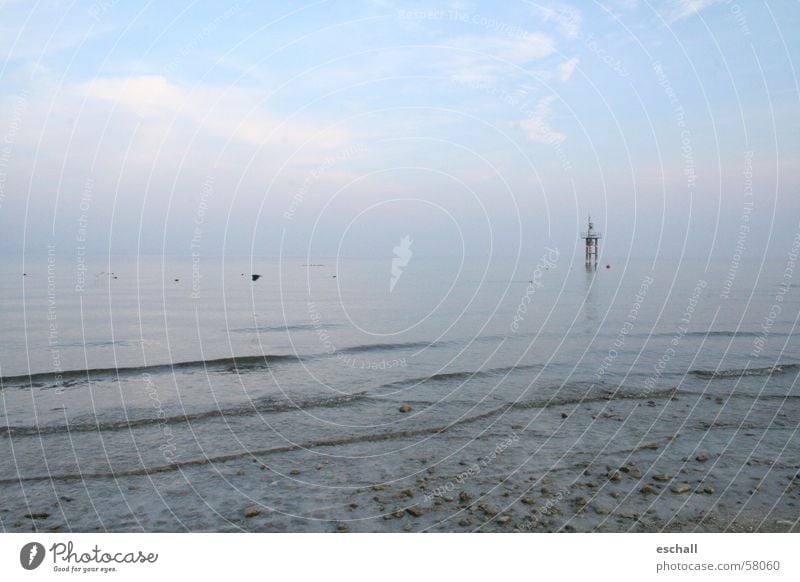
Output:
[{"xmin": 0, "ymin": 0, "xmax": 798, "ymax": 260}]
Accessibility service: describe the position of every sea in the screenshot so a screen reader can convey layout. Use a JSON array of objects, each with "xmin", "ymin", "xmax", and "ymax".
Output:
[{"xmin": 1, "ymin": 254, "xmax": 798, "ymax": 532}]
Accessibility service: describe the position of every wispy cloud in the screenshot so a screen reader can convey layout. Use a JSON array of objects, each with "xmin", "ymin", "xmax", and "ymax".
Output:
[
  {"xmin": 441, "ymin": 33, "xmax": 556, "ymax": 81},
  {"xmin": 557, "ymin": 57, "xmax": 579, "ymax": 82},
  {"xmin": 80, "ymin": 75, "xmax": 351, "ymax": 149},
  {"xmin": 535, "ymin": 4, "xmax": 582, "ymax": 39},
  {"xmin": 516, "ymin": 95, "xmax": 565, "ymax": 144},
  {"xmin": 665, "ymin": 0, "xmax": 724, "ymax": 22}
]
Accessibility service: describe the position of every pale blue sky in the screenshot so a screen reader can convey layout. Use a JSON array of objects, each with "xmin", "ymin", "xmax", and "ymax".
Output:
[{"xmin": 0, "ymin": 0, "xmax": 798, "ymax": 259}]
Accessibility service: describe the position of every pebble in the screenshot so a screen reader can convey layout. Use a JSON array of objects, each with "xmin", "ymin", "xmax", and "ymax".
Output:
[
  {"xmin": 671, "ymin": 485, "xmax": 691, "ymax": 494},
  {"xmin": 372, "ymin": 484, "xmax": 385, "ymax": 491},
  {"xmin": 398, "ymin": 405, "xmax": 413, "ymax": 413},
  {"xmin": 337, "ymin": 523, "xmax": 349, "ymax": 532},
  {"xmin": 403, "ymin": 523, "xmax": 413, "ymax": 532},
  {"xmin": 511, "ymin": 424, "xmax": 524, "ymax": 430},
  {"xmin": 609, "ymin": 471, "xmax": 622, "ymax": 482},
  {"xmin": 696, "ymin": 453, "xmax": 710, "ymax": 462},
  {"xmin": 561, "ymin": 412, "xmax": 569, "ymax": 419},
  {"xmin": 652, "ymin": 473, "xmax": 672, "ymax": 482},
  {"xmin": 406, "ymin": 507, "xmax": 424, "ymax": 517},
  {"xmin": 640, "ymin": 485, "xmax": 656, "ymax": 495},
  {"xmin": 24, "ymin": 512, "xmax": 50, "ymax": 520},
  {"xmin": 244, "ymin": 506, "xmax": 262, "ymax": 518},
  {"xmin": 459, "ymin": 518, "xmax": 473, "ymax": 527},
  {"xmin": 459, "ymin": 491, "xmax": 473, "ymax": 502},
  {"xmin": 290, "ymin": 469, "xmax": 301, "ymax": 476},
  {"xmin": 521, "ymin": 497, "xmax": 536, "ymax": 505},
  {"xmin": 400, "ymin": 488, "xmax": 414, "ymax": 498},
  {"xmin": 497, "ymin": 515, "xmax": 512, "ymax": 525}
]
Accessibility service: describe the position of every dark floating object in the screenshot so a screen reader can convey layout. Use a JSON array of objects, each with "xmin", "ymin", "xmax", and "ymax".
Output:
[
  {"xmin": 174, "ymin": 278, "xmax": 179, "ymax": 282},
  {"xmin": 332, "ymin": 275, "xmax": 337, "ymax": 278},
  {"xmin": 251, "ymin": 274, "xmax": 262, "ymax": 281},
  {"xmin": 23, "ymin": 273, "xmax": 26, "ymax": 276},
  {"xmin": 606, "ymin": 264, "xmax": 611, "ymax": 269}
]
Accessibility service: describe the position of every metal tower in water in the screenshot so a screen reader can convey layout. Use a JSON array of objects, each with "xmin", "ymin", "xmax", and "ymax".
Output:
[{"xmin": 581, "ymin": 216, "xmax": 601, "ymax": 266}]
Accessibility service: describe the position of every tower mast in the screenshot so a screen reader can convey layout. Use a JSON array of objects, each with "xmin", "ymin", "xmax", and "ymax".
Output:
[{"xmin": 581, "ymin": 216, "xmax": 601, "ymax": 266}]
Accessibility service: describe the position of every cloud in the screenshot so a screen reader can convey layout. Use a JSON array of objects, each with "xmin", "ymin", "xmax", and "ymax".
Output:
[
  {"xmin": 558, "ymin": 57, "xmax": 579, "ymax": 82},
  {"xmin": 536, "ymin": 4, "xmax": 582, "ymax": 39},
  {"xmin": 80, "ymin": 75, "xmax": 351, "ymax": 150},
  {"xmin": 516, "ymin": 95, "xmax": 565, "ymax": 144},
  {"xmin": 665, "ymin": 0, "xmax": 724, "ymax": 22},
  {"xmin": 441, "ymin": 33, "xmax": 556, "ymax": 81}
]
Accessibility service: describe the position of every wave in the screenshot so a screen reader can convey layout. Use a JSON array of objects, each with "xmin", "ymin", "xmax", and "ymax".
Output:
[
  {"xmin": 686, "ymin": 331, "xmax": 762, "ymax": 338},
  {"xmin": 0, "ymin": 404, "xmax": 690, "ymax": 485},
  {"xmin": 377, "ymin": 364, "xmax": 541, "ymax": 392},
  {"xmin": 230, "ymin": 323, "xmax": 340, "ymax": 333},
  {"xmin": 337, "ymin": 341, "xmax": 438, "ymax": 354},
  {"xmin": 0, "ymin": 354, "xmax": 299, "ymax": 389},
  {"xmin": 0, "ymin": 403, "xmax": 510, "ymax": 484},
  {"xmin": 0, "ymin": 392, "xmax": 368, "ymax": 437},
  {"xmin": 0, "ymin": 339, "xmax": 442, "ymax": 390},
  {"xmin": 690, "ymin": 364, "xmax": 800, "ymax": 379}
]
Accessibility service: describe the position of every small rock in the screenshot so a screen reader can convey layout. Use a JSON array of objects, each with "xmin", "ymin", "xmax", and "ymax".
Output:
[
  {"xmin": 372, "ymin": 484, "xmax": 385, "ymax": 491},
  {"xmin": 594, "ymin": 505, "xmax": 610, "ymax": 515},
  {"xmin": 497, "ymin": 515, "xmax": 512, "ymax": 525},
  {"xmin": 398, "ymin": 405, "xmax": 413, "ymax": 413},
  {"xmin": 459, "ymin": 491, "xmax": 473, "ymax": 502},
  {"xmin": 337, "ymin": 523, "xmax": 349, "ymax": 532},
  {"xmin": 521, "ymin": 497, "xmax": 536, "ymax": 505},
  {"xmin": 511, "ymin": 424, "xmax": 524, "ymax": 430},
  {"xmin": 610, "ymin": 491, "xmax": 621, "ymax": 498},
  {"xmin": 561, "ymin": 412, "xmax": 569, "ymax": 419},
  {"xmin": 637, "ymin": 442, "xmax": 660, "ymax": 451},
  {"xmin": 400, "ymin": 488, "xmax": 414, "ymax": 498},
  {"xmin": 696, "ymin": 453, "xmax": 710, "ymax": 462},
  {"xmin": 406, "ymin": 507, "xmax": 424, "ymax": 517},
  {"xmin": 244, "ymin": 506, "xmax": 262, "ymax": 518},
  {"xmin": 459, "ymin": 518, "xmax": 473, "ymax": 527},
  {"xmin": 349, "ymin": 503, "xmax": 359, "ymax": 509},
  {"xmin": 608, "ymin": 470, "xmax": 622, "ymax": 482},
  {"xmin": 574, "ymin": 497, "xmax": 590, "ymax": 507},
  {"xmin": 394, "ymin": 509, "xmax": 405, "ymax": 519},
  {"xmin": 290, "ymin": 469, "xmax": 301, "ymax": 476},
  {"xmin": 671, "ymin": 484, "xmax": 691, "ymax": 494},
  {"xmin": 24, "ymin": 512, "xmax": 50, "ymax": 520},
  {"xmin": 652, "ymin": 473, "xmax": 672, "ymax": 482},
  {"xmin": 403, "ymin": 523, "xmax": 413, "ymax": 532},
  {"xmin": 640, "ymin": 485, "xmax": 656, "ymax": 495}
]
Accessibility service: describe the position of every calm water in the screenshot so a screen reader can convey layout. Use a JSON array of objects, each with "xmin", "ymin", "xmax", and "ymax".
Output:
[{"xmin": 1, "ymin": 254, "xmax": 798, "ymax": 532}]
